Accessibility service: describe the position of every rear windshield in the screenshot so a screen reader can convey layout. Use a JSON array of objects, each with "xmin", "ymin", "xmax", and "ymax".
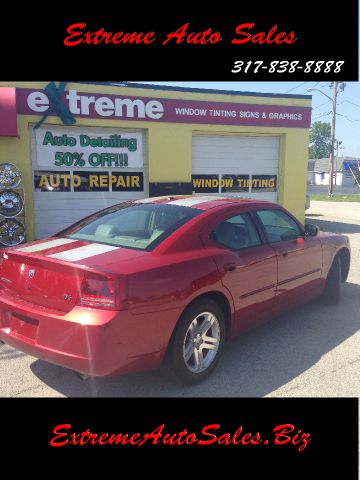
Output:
[{"xmin": 59, "ymin": 202, "xmax": 201, "ymax": 251}]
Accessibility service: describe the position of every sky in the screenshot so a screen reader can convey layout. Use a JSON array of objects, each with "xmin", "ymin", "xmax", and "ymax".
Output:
[{"xmin": 136, "ymin": 81, "xmax": 360, "ymax": 158}]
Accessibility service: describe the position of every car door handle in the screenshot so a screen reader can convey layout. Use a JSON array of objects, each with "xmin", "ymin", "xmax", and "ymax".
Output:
[
  {"xmin": 224, "ymin": 263, "xmax": 236, "ymax": 272},
  {"xmin": 282, "ymin": 252, "xmax": 288, "ymax": 257}
]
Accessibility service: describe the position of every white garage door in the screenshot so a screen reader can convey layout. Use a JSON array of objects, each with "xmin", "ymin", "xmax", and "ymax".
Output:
[
  {"xmin": 31, "ymin": 125, "xmax": 146, "ymax": 239},
  {"xmin": 192, "ymin": 135, "xmax": 279, "ymax": 202}
]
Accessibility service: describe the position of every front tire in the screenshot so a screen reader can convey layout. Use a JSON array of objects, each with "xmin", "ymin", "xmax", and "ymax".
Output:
[
  {"xmin": 321, "ymin": 255, "xmax": 341, "ymax": 305},
  {"xmin": 169, "ymin": 299, "xmax": 226, "ymax": 384}
]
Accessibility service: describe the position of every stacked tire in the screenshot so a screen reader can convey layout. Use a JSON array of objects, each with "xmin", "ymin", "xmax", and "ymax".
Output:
[{"xmin": 0, "ymin": 163, "xmax": 25, "ymax": 247}]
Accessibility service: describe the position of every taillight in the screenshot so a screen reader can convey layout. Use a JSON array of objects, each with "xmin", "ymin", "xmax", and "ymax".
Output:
[{"xmin": 79, "ymin": 273, "xmax": 125, "ymax": 311}]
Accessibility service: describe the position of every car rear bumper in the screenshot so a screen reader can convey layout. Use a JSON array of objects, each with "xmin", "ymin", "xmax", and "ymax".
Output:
[{"xmin": 0, "ymin": 297, "xmax": 178, "ymax": 376}]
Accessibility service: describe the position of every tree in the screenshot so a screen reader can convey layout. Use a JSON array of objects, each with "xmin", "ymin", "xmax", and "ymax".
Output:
[{"xmin": 309, "ymin": 121, "xmax": 331, "ymax": 159}]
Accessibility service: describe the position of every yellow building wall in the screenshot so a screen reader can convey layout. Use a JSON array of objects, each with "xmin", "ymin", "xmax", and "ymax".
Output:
[{"xmin": 0, "ymin": 82, "xmax": 311, "ymax": 241}]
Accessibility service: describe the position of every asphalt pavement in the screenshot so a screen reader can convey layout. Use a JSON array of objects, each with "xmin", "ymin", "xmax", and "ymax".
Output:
[
  {"xmin": 307, "ymin": 184, "xmax": 360, "ymax": 196},
  {"xmin": 0, "ymin": 201, "xmax": 359, "ymax": 397}
]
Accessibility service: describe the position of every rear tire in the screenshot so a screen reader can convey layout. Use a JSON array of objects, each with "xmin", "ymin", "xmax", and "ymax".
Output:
[
  {"xmin": 321, "ymin": 255, "xmax": 341, "ymax": 305},
  {"xmin": 168, "ymin": 299, "xmax": 226, "ymax": 384}
]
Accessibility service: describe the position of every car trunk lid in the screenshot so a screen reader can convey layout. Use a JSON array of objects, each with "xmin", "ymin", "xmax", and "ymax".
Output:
[
  {"xmin": 0, "ymin": 237, "xmax": 147, "ymax": 313},
  {"xmin": 0, "ymin": 250, "xmax": 86, "ymax": 313}
]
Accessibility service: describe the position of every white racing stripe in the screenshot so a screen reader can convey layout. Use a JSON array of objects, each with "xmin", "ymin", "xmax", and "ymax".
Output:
[
  {"xmin": 135, "ymin": 195, "xmax": 184, "ymax": 203},
  {"xmin": 169, "ymin": 196, "xmax": 227, "ymax": 207},
  {"xmin": 47, "ymin": 243, "xmax": 120, "ymax": 262},
  {"xmin": 136, "ymin": 195, "xmax": 227, "ymax": 207},
  {"xmin": 15, "ymin": 238, "xmax": 78, "ymax": 253}
]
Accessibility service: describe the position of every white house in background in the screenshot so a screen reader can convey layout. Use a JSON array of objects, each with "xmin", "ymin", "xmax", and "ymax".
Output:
[{"xmin": 307, "ymin": 157, "xmax": 360, "ymax": 186}]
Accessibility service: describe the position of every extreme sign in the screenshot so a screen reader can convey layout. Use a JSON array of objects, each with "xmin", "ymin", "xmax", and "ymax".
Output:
[
  {"xmin": 34, "ymin": 171, "xmax": 144, "ymax": 192},
  {"xmin": 17, "ymin": 88, "xmax": 312, "ymax": 128}
]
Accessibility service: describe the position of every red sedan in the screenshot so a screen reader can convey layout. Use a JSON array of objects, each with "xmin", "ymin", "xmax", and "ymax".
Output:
[{"xmin": 0, "ymin": 196, "xmax": 351, "ymax": 383}]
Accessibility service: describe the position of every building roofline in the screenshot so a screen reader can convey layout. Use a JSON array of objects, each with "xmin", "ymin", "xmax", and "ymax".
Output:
[{"xmin": 77, "ymin": 81, "xmax": 312, "ymax": 100}]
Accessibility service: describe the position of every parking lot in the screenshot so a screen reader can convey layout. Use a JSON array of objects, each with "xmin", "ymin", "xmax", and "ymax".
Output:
[
  {"xmin": 0, "ymin": 200, "xmax": 359, "ymax": 397},
  {"xmin": 308, "ymin": 184, "xmax": 360, "ymax": 196}
]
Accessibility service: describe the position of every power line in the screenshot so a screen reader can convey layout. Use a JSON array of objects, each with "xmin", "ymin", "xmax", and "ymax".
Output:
[
  {"xmin": 313, "ymin": 111, "xmax": 331, "ymax": 116},
  {"xmin": 336, "ymin": 112, "xmax": 360, "ymax": 123},
  {"xmin": 312, "ymin": 111, "xmax": 332, "ymax": 119},
  {"xmin": 341, "ymin": 99, "xmax": 360, "ymax": 109},
  {"xmin": 312, "ymin": 100, "xmax": 330, "ymax": 110},
  {"xmin": 284, "ymin": 82, "xmax": 308, "ymax": 93},
  {"xmin": 311, "ymin": 82, "xmax": 321, "ymax": 89}
]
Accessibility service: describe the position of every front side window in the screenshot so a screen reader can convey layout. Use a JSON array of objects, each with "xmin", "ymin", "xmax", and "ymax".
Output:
[
  {"xmin": 256, "ymin": 209, "xmax": 302, "ymax": 243},
  {"xmin": 60, "ymin": 203, "xmax": 201, "ymax": 251},
  {"xmin": 211, "ymin": 213, "xmax": 261, "ymax": 250}
]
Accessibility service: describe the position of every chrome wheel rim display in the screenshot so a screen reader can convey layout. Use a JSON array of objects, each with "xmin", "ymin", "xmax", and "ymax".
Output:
[
  {"xmin": 0, "ymin": 218, "xmax": 25, "ymax": 246},
  {"xmin": 0, "ymin": 190, "xmax": 24, "ymax": 217},
  {"xmin": 0, "ymin": 163, "xmax": 21, "ymax": 188},
  {"xmin": 183, "ymin": 311, "xmax": 220, "ymax": 373}
]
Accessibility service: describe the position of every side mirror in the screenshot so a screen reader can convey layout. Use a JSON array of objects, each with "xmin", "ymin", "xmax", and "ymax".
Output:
[{"xmin": 304, "ymin": 223, "xmax": 319, "ymax": 237}]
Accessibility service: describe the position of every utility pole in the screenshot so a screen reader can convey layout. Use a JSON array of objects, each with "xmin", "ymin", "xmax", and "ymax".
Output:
[
  {"xmin": 328, "ymin": 81, "xmax": 337, "ymax": 197},
  {"xmin": 307, "ymin": 82, "xmax": 346, "ymax": 196}
]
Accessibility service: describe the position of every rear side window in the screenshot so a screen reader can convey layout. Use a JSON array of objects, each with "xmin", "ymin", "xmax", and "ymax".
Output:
[
  {"xmin": 211, "ymin": 213, "xmax": 261, "ymax": 250},
  {"xmin": 61, "ymin": 203, "xmax": 201, "ymax": 251},
  {"xmin": 256, "ymin": 209, "xmax": 302, "ymax": 243}
]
